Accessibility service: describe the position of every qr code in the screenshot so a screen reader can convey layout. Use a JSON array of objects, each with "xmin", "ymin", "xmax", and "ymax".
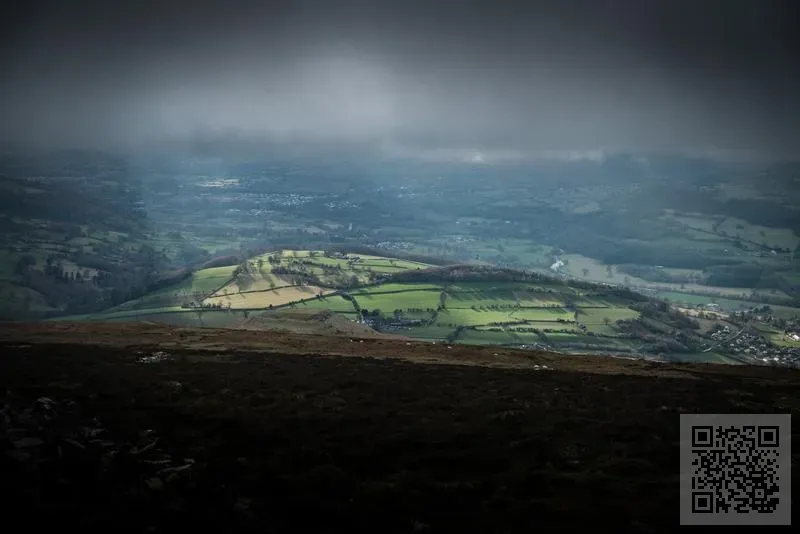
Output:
[{"xmin": 680, "ymin": 414, "xmax": 791, "ymax": 526}]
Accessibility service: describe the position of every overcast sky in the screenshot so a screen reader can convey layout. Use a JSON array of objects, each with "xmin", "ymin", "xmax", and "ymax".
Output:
[{"xmin": 2, "ymin": 0, "xmax": 799, "ymax": 161}]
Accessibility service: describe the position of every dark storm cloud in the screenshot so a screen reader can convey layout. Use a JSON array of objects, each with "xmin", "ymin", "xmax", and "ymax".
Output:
[{"xmin": 1, "ymin": 0, "xmax": 799, "ymax": 160}]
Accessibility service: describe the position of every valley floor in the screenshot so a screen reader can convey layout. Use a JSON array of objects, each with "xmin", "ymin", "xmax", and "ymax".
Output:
[{"xmin": 1, "ymin": 322, "xmax": 798, "ymax": 533}]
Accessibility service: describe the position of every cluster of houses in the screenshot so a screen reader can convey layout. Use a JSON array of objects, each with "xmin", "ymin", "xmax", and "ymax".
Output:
[
  {"xmin": 325, "ymin": 200, "xmax": 357, "ymax": 210},
  {"xmin": 549, "ymin": 259, "xmax": 565, "ymax": 273},
  {"xmin": 259, "ymin": 193, "xmax": 315, "ymax": 207},
  {"xmin": 374, "ymin": 241, "xmax": 415, "ymax": 251},
  {"xmin": 198, "ymin": 178, "xmax": 240, "ymax": 188},
  {"xmin": 709, "ymin": 325, "xmax": 800, "ymax": 368}
]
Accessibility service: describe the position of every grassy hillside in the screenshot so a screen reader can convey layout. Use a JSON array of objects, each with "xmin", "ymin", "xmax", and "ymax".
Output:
[
  {"xmin": 2, "ymin": 322, "xmax": 800, "ymax": 533},
  {"xmin": 54, "ymin": 250, "xmax": 779, "ymax": 364},
  {"xmin": 56, "ymin": 250, "xmax": 425, "ymax": 325},
  {"xmin": 106, "ymin": 265, "xmax": 238, "ymax": 311}
]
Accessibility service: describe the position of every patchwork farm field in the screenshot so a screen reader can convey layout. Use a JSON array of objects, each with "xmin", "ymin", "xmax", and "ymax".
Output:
[
  {"xmin": 433, "ymin": 308, "xmax": 519, "ymax": 326},
  {"xmin": 292, "ymin": 294, "xmax": 359, "ymax": 313},
  {"xmin": 52, "ymin": 250, "xmax": 736, "ymax": 358},
  {"xmin": 57, "ymin": 250, "xmax": 432, "ymax": 317},
  {"xmin": 577, "ymin": 307, "xmax": 640, "ymax": 324},
  {"xmin": 105, "ymin": 251, "xmax": 437, "ymax": 316},
  {"xmin": 216, "ymin": 273, "xmax": 292, "ymax": 294},
  {"xmin": 654, "ymin": 291, "xmax": 774, "ymax": 311},
  {"xmin": 352, "ymin": 288, "xmax": 443, "ymax": 311},
  {"xmin": 204, "ymin": 285, "xmax": 331, "ymax": 309},
  {"xmin": 345, "ymin": 280, "xmax": 642, "ymax": 350}
]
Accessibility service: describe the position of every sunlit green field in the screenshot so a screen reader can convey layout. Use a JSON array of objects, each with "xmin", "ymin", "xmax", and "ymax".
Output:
[
  {"xmin": 52, "ymin": 249, "xmax": 687, "ymax": 357},
  {"xmin": 294, "ymin": 295, "xmax": 359, "ymax": 313},
  {"xmin": 353, "ymin": 289, "xmax": 443, "ymax": 312},
  {"xmin": 577, "ymin": 307, "xmax": 640, "ymax": 324},
  {"xmin": 433, "ymin": 308, "xmax": 519, "ymax": 326}
]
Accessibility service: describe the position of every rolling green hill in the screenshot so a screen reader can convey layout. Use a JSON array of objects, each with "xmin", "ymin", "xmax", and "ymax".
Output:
[{"xmin": 52, "ymin": 249, "xmax": 766, "ymax": 365}]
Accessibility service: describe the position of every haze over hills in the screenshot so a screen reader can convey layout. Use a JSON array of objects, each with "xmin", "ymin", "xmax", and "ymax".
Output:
[
  {"xmin": 2, "ymin": 149, "xmax": 798, "ymax": 366},
  {"xmin": 3, "ymin": 1, "xmax": 800, "ymax": 531},
  {"xmin": 36, "ymin": 245, "xmax": 792, "ymax": 367}
]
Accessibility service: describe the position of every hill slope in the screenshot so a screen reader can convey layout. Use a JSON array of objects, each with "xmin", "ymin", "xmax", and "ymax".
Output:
[
  {"xmin": 0, "ymin": 321, "xmax": 798, "ymax": 533},
  {"xmin": 233, "ymin": 309, "xmax": 405, "ymax": 339},
  {"xmin": 55, "ymin": 250, "xmax": 784, "ymax": 365}
]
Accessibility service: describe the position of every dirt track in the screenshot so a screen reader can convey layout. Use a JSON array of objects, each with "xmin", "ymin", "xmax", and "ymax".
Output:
[{"xmin": 1, "ymin": 322, "xmax": 798, "ymax": 533}]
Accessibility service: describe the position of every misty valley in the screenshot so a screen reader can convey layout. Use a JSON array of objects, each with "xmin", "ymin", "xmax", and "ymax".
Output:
[
  {"xmin": 5, "ymin": 1, "xmax": 800, "ymax": 530},
  {"xmin": 1, "ymin": 150, "xmax": 798, "ymax": 366}
]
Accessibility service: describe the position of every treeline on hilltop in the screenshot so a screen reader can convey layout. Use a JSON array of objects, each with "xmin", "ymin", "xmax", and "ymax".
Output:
[
  {"xmin": 385, "ymin": 264, "xmax": 649, "ymax": 301},
  {"xmin": 385, "ymin": 265, "xmax": 552, "ymax": 284},
  {"xmin": 230, "ymin": 243, "xmax": 454, "ymax": 268},
  {"xmin": 325, "ymin": 244, "xmax": 454, "ymax": 266}
]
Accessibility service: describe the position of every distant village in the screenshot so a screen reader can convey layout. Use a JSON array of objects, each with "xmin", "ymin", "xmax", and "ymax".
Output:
[{"xmin": 708, "ymin": 325, "xmax": 800, "ymax": 368}]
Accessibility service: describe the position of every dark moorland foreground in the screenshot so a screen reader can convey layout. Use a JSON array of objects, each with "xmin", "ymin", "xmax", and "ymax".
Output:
[{"xmin": 1, "ymin": 322, "xmax": 798, "ymax": 533}]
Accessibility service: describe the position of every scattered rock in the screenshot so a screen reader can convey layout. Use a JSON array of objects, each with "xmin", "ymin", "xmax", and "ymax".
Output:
[
  {"xmin": 137, "ymin": 351, "xmax": 174, "ymax": 364},
  {"xmin": 159, "ymin": 463, "xmax": 193, "ymax": 483},
  {"xmin": 35, "ymin": 397, "xmax": 56, "ymax": 408},
  {"xmin": 132, "ymin": 439, "xmax": 159, "ymax": 455},
  {"xmin": 157, "ymin": 464, "xmax": 192, "ymax": 476},
  {"xmin": 143, "ymin": 458, "xmax": 172, "ymax": 466},
  {"xmin": 61, "ymin": 438, "xmax": 86, "ymax": 450}
]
